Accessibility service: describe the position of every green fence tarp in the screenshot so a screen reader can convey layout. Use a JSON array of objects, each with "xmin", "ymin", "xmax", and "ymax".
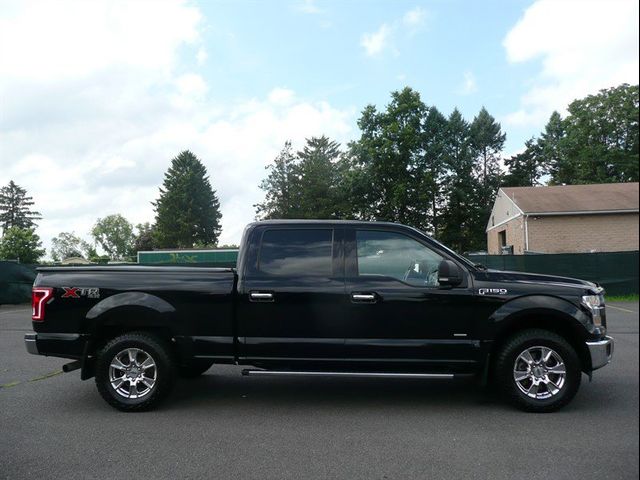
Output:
[
  {"xmin": 138, "ymin": 249, "xmax": 238, "ymax": 266},
  {"xmin": 2, "ymin": 250, "xmax": 637, "ymax": 304},
  {"xmin": 467, "ymin": 251, "xmax": 639, "ymax": 296},
  {"xmin": 0, "ymin": 261, "xmax": 37, "ymax": 305}
]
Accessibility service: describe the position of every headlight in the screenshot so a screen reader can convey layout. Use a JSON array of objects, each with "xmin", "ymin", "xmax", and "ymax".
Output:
[{"xmin": 582, "ymin": 294, "xmax": 605, "ymax": 326}]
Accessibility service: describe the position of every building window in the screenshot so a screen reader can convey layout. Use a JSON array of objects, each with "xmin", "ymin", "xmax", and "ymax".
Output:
[{"xmin": 498, "ymin": 230, "xmax": 507, "ymax": 248}]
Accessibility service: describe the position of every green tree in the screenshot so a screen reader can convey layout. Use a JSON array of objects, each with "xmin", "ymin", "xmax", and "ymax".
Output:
[
  {"xmin": 348, "ymin": 87, "xmax": 429, "ymax": 229},
  {"xmin": 153, "ymin": 151, "xmax": 222, "ymax": 248},
  {"xmin": 0, "ymin": 227, "xmax": 45, "ymax": 263},
  {"xmin": 91, "ymin": 214, "xmax": 135, "ymax": 260},
  {"xmin": 133, "ymin": 222, "xmax": 156, "ymax": 253},
  {"xmin": 50, "ymin": 232, "xmax": 94, "ymax": 261},
  {"xmin": 295, "ymin": 136, "xmax": 345, "ymax": 218},
  {"xmin": 469, "ymin": 107, "xmax": 506, "ymax": 248},
  {"xmin": 537, "ymin": 111, "xmax": 566, "ymax": 180},
  {"xmin": 439, "ymin": 109, "xmax": 480, "ymax": 252},
  {"xmin": 0, "ymin": 180, "xmax": 41, "ymax": 234},
  {"xmin": 420, "ymin": 106, "xmax": 449, "ymax": 237},
  {"xmin": 470, "ymin": 107, "xmax": 506, "ymax": 190},
  {"xmin": 549, "ymin": 84, "xmax": 639, "ymax": 184},
  {"xmin": 503, "ymin": 138, "xmax": 545, "ymax": 187},
  {"xmin": 255, "ymin": 142, "xmax": 301, "ymax": 219}
]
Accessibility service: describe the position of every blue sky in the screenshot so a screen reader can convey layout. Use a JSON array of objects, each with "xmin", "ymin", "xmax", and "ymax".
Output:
[
  {"xmin": 0, "ymin": 0, "xmax": 638, "ymax": 253},
  {"xmin": 195, "ymin": 0, "xmax": 537, "ymax": 151}
]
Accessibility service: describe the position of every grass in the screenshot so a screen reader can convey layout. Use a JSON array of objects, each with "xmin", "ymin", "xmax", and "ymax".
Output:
[{"xmin": 606, "ymin": 294, "xmax": 639, "ymax": 303}]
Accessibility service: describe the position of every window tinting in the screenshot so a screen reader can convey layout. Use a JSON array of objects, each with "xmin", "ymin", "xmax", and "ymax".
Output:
[
  {"xmin": 356, "ymin": 230, "xmax": 443, "ymax": 287},
  {"xmin": 259, "ymin": 229, "xmax": 333, "ymax": 276}
]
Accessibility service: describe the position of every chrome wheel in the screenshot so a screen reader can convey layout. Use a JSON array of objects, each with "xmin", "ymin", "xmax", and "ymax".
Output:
[
  {"xmin": 108, "ymin": 348, "xmax": 157, "ymax": 399},
  {"xmin": 513, "ymin": 346, "xmax": 566, "ymax": 400}
]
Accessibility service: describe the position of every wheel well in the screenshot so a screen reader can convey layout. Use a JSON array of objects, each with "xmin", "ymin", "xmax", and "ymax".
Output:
[
  {"xmin": 489, "ymin": 314, "xmax": 592, "ymax": 374},
  {"xmin": 81, "ymin": 311, "xmax": 182, "ymax": 380}
]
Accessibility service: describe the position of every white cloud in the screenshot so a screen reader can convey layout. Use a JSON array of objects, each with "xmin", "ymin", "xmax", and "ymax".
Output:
[
  {"xmin": 0, "ymin": 0, "xmax": 201, "ymax": 81},
  {"xmin": 267, "ymin": 88, "xmax": 295, "ymax": 105},
  {"xmin": 0, "ymin": 1, "xmax": 354, "ymax": 257},
  {"xmin": 458, "ymin": 71, "xmax": 477, "ymax": 95},
  {"xmin": 196, "ymin": 47, "xmax": 208, "ymax": 65},
  {"xmin": 403, "ymin": 7, "xmax": 427, "ymax": 27},
  {"xmin": 296, "ymin": 0, "xmax": 323, "ymax": 14},
  {"xmin": 360, "ymin": 24, "xmax": 391, "ymax": 57},
  {"xmin": 503, "ymin": 0, "xmax": 639, "ymax": 127},
  {"xmin": 361, "ymin": 7, "xmax": 429, "ymax": 57}
]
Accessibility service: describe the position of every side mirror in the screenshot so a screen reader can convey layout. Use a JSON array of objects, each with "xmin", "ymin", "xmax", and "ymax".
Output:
[{"xmin": 438, "ymin": 260, "xmax": 463, "ymax": 287}]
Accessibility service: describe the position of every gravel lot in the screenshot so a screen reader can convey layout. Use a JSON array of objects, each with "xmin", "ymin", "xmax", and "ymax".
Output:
[{"xmin": 1, "ymin": 302, "xmax": 638, "ymax": 480}]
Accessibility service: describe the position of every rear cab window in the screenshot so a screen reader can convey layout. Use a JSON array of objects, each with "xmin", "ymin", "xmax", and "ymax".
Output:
[{"xmin": 258, "ymin": 228, "xmax": 334, "ymax": 277}]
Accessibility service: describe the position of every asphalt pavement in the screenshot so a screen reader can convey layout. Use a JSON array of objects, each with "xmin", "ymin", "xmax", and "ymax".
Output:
[{"xmin": 1, "ymin": 302, "xmax": 638, "ymax": 480}]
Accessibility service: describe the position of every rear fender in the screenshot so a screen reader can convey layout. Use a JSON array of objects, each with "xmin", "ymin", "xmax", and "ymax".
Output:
[{"xmin": 80, "ymin": 292, "xmax": 177, "ymax": 380}]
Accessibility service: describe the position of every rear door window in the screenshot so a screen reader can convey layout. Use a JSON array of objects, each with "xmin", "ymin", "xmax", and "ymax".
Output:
[{"xmin": 258, "ymin": 229, "xmax": 333, "ymax": 277}]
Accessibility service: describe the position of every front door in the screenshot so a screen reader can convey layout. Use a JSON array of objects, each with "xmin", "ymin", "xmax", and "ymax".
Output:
[
  {"xmin": 343, "ymin": 227, "xmax": 480, "ymax": 373},
  {"xmin": 237, "ymin": 225, "xmax": 346, "ymax": 365}
]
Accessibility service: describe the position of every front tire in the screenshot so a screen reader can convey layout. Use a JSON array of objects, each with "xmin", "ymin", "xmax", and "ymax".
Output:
[
  {"xmin": 494, "ymin": 329, "xmax": 582, "ymax": 412},
  {"xmin": 95, "ymin": 332, "xmax": 176, "ymax": 412}
]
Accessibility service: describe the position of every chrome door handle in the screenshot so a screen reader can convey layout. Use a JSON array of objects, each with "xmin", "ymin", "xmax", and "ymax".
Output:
[
  {"xmin": 250, "ymin": 292, "xmax": 274, "ymax": 302},
  {"xmin": 351, "ymin": 293, "xmax": 377, "ymax": 303}
]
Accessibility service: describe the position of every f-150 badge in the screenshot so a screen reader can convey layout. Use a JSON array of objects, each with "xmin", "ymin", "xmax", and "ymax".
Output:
[
  {"xmin": 478, "ymin": 288, "xmax": 508, "ymax": 295},
  {"xmin": 61, "ymin": 287, "xmax": 100, "ymax": 299}
]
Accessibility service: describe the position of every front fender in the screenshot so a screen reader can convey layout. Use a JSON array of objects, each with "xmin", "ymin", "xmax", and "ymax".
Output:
[{"xmin": 489, "ymin": 294, "xmax": 596, "ymax": 340}]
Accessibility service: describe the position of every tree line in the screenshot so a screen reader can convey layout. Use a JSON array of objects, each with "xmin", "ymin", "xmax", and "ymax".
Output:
[
  {"xmin": 0, "ymin": 151, "xmax": 223, "ymax": 263},
  {"xmin": 0, "ymin": 83, "xmax": 637, "ymax": 262},
  {"xmin": 256, "ymin": 84, "xmax": 638, "ymax": 253}
]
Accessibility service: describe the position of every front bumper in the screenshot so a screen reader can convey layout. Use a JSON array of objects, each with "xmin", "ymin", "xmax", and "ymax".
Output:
[{"xmin": 586, "ymin": 336, "xmax": 614, "ymax": 371}]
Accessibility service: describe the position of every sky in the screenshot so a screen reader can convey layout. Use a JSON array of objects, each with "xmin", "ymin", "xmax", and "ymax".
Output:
[{"xmin": 0, "ymin": 0, "xmax": 638, "ymax": 255}]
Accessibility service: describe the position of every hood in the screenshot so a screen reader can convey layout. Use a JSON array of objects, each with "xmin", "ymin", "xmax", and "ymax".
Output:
[{"xmin": 481, "ymin": 269, "xmax": 599, "ymax": 291}]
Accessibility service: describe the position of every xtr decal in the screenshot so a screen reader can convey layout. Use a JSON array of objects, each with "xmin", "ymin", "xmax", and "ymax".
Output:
[{"xmin": 61, "ymin": 287, "xmax": 100, "ymax": 299}]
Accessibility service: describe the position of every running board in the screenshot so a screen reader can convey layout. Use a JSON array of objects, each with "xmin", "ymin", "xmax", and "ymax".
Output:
[{"xmin": 241, "ymin": 369, "xmax": 454, "ymax": 379}]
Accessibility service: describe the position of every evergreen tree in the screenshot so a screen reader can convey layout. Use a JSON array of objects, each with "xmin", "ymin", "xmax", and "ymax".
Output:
[
  {"xmin": 295, "ymin": 136, "xmax": 344, "ymax": 218},
  {"xmin": 420, "ymin": 106, "xmax": 449, "ymax": 237},
  {"xmin": 439, "ymin": 109, "xmax": 479, "ymax": 252},
  {"xmin": 153, "ymin": 151, "xmax": 222, "ymax": 248},
  {"xmin": 503, "ymin": 138, "xmax": 544, "ymax": 187},
  {"xmin": 255, "ymin": 142, "xmax": 300, "ymax": 219},
  {"xmin": 0, "ymin": 180, "xmax": 41, "ymax": 234},
  {"xmin": 469, "ymin": 107, "xmax": 506, "ymax": 248},
  {"xmin": 537, "ymin": 111, "xmax": 566, "ymax": 181}
]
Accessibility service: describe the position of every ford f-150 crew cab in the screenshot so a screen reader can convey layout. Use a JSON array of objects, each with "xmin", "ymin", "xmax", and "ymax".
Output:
[{"xmin": 25, "ymin": 220, "xmax": 614, "ymax": 412}]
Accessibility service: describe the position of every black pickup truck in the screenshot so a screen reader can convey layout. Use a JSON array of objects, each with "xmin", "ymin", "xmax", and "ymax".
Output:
[{"xmin": 26, "ymin": 220, "xmax": 613, "ymax": 412}]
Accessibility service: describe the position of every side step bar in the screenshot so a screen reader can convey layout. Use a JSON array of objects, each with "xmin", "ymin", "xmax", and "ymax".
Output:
[{"xmin": 242, "ymin": 369, "xmax": 454, "ymax": 379}]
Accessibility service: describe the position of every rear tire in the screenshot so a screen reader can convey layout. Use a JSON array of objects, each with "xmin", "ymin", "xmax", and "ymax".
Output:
[
  {"xmin": 494, "ymin": 329, "xmax": 582, "ymax": 412},
  {"xmin": 95, "ymin": 332, "xmax": 176, "ymax": 412},
  {"xmin": 178, "ymin": 359, "xmax": 214, "ymax": 379}
]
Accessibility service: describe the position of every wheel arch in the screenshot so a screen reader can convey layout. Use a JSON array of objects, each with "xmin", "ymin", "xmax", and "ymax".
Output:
[
  {"xmin": 488, "ymin": 296, "xmax": 593, "ymax": 373},
  {"xmin": 81, "ymin": 293, "xmax": 180, "ymax": 379}
]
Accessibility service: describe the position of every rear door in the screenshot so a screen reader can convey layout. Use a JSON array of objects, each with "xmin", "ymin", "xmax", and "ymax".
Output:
[{"xmin": 237, "ymin": 225, "xmax": 346, "ymax": 364}]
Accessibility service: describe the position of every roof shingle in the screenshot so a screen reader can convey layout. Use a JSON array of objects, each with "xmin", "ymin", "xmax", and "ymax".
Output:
[{"xmin": 501, "ymin": 183, "xmax": 639, "ymax": 214}]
